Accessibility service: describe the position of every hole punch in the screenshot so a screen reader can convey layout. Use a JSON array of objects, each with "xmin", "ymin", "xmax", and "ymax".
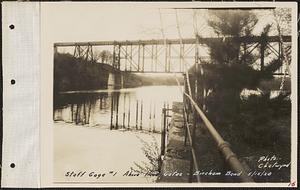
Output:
[
  {"xmin": 11, "ymin": 79, "xmax": 16, "ymax": 85},
  {"xmin": 10, "ymin": 163, "xmax": 15, "ymax": 168},
  {"xmin": 9, "ymin": 24, "xmax": 15, "ymax": 30}
]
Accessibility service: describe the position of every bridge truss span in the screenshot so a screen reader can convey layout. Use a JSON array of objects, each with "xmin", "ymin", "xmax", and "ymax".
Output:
[{"xmin": 54, "ymin": 35, "xmax": 291, "ymax": 74}]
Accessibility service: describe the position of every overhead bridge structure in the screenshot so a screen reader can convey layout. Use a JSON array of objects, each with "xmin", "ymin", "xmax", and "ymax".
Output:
[
  {"xmin": 54, "ymin": 35, "xmax": 291, "ymax": 74},
  {"xmin": 54, "ymin": 35, "xmax": 293, "ymax": 182}
]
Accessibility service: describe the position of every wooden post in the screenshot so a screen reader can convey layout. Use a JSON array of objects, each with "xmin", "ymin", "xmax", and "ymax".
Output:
[
  {"xmin": 153, "ymin": 102, "xmax": 156, "ymax": 132},
  {"xmin": 135, "ymin": 100, "xmax": 139, "ymax": 130},
  {"xmin": 110, "ymin": 95, "xmax": 114, "ymax": 130},
  {"xmin": 115, "ymin": 95, "xmax": 119, "ymax": 129},
  {"xmin": 122, "ymin": 94, "xmax": 126, "ymax": 128},
  {"xmin": 166, "ymin": 103, "xmax": 169, "ymax": 131},
  {"xmin": 140, "ymin": 100, "xmax": 143, "ymax": 130},
  {"xmin": 161, "ymin": 107, "xmax": 166, "ymax": 156},
  {"xmin": 127, "ymin": 96, "xmax": 131, "ymax": 129},
  {"xmin": 149, "ymin": 101, "xmax": 152, "ymax": 131}
]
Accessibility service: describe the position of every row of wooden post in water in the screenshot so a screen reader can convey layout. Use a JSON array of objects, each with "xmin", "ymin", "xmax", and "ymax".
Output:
[
  {"xmin": 57, "ymin": 92, "xmax": 171, "ymax": 133},
  {"xmin": 109, "ymin": 93, "xmax": 171, "ymax": 133}
]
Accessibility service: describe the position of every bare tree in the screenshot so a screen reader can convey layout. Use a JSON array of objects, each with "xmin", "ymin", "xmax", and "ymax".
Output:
[
  {"xmin": 272, "ymin": 8, "xmax": 292, "ymax": 90},
  {"xmin": 93, "ymin": 49, "xmax": 113, "ymax": 64}
]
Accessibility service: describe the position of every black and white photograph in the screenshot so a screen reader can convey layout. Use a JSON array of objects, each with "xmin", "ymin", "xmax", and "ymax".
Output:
[
  {"xmin": 1, "ymin": 1, "xmax": 297, "ymax": 188},
  {"xmin": 50, "ymin": 3, "xmax": 296, "ymax": 185}
]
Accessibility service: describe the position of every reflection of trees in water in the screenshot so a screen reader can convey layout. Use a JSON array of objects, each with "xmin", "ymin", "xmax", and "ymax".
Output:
[
  {"xmin": 99, "ymin": 94, "xmax": 107, "ymax": 110},
  {"xmin": 71, "ymin": 99, "xmax": 94, "ymax": 125},
  {"xmin": 54, "ymin": 91, "xmax": 163, "ymax": 134},
  {"xmin": 54, "ymin": 93, "xmax": 109, "ymax": 125},
  {"xmin": 110, "ymin": 91, "xmax": 121, "ymax": 129}
]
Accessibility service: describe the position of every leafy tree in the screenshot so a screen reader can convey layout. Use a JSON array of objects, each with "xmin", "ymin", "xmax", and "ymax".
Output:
[
  {"xmin": 194, "ymin": 9, "xmax": 291, "ymax": 153},
  {"xmin": 53, "ymin": 53, "xmax": 112, "ymax": 94},
  {"xmin": 207, "ymin": 9, "xmax": 258, "ymax": 65}
]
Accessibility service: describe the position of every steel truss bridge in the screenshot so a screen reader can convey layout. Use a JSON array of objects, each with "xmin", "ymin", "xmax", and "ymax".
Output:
[{"xmin": 54, "ymin": 35, "xmax": 291, "ymax": 74}]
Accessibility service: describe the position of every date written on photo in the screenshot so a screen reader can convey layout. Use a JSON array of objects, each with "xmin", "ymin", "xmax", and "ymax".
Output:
[{"xmin": 64, "ymin": 168, "xmax": 290, "ymax": 180}]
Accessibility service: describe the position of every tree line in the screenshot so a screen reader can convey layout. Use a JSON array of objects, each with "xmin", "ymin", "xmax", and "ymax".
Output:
[{"xmin": 191, "ymin": 8, "xmax": 291, "ymax": 181}]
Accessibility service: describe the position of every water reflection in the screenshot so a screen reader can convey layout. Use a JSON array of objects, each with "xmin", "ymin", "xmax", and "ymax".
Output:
[{"xmin": 54, "ymin": 86, "xmax": 183, "ymax": 133}]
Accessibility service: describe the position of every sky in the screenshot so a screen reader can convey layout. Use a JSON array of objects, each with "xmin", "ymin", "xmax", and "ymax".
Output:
[
  {"xmin": 42, "ymin": 3, "xmax": 281, "ymax": 43},
  {"xmin": 42, "ymin": 3, "xmax": 207, "ymax": 42},
  {"xmin": 42, "ymin": 3, "xmax": 291, "ymax": 73}
]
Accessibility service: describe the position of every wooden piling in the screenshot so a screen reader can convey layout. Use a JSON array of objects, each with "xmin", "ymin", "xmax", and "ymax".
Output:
[
  {"xmin": 149, "ymin": 101, "xmax": 152, "ymax": 131},
  {"xmin": 122, "ymin": 93, "xmax": 126, "ymax": 128},
  {"xmin": 140, "ymin": 100, "xmax": 143, "ymax": 130},
  {"xmin": 127, "ymin": 96, "xmax": 131, "ymax": 129},
  {"xmin": 161, "ymin": 104, "xmax": 166, "ymax": 156},
  {"xmin": 115, "ymin": 95, "xmax": 119, "ymax": 129},
  {"xmin": 153, "ymin": 102, "xmax": 156, "ymax": 132},
  {"xmin": 110, "ymin": 94, "xmax": 114, "ymax": 130},
  {"xmin": 136, "ymin": 100, "xmax": 139, "ymax": 130}
]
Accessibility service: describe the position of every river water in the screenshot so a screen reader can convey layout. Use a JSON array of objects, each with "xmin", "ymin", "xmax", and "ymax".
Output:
[
  {"xmin": 54, "ymin": 85, "xmax": 183, "ymax": 132},
  {"xmin": 53, "ymin": 85, "xmax": 183, "ymax": 183}
]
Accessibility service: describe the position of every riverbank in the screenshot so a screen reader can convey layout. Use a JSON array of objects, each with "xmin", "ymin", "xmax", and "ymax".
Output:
[
  {"xmin": 54, "ymin": 122, "xmax": 160, "ymax": 183},
  {"xmin": 54, "ymin": 53, "xmax": 184, "ymax": 94}
]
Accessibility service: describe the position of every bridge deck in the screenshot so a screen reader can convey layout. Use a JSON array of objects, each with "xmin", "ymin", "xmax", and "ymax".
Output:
[{"xmin": 54, "ymin": 35, "xmax": 291, "ymax": 47}]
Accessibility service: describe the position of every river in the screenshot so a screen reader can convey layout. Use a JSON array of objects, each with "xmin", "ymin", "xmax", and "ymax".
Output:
[
  {"xmin": 54, "ymin": 85, "xmax": 183, "ymax": 132},
  {"xmin": 53, "ymin": 85, "xmax": 183, "ymax": 183}
]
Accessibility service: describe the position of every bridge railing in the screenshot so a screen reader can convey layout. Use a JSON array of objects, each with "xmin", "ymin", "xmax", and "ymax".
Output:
[{"xmin": 182, "ymin": 74, "xmax": 254, "ymax": 183}]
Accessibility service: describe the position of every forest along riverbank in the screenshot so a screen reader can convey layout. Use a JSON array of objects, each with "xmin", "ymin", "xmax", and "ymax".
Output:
[
  {"xmin": 54, "ymin": 53, "xmax": 183, "ymax": 93},
  {"xmin": 53, "ymin": 85, "xmax": 183, "ymax": 182}
]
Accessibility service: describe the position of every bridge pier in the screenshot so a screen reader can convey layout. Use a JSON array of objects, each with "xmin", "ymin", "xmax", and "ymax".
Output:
[{"xmin": 107, "ymin": 72, "xmax": 124, "ymax": 89}]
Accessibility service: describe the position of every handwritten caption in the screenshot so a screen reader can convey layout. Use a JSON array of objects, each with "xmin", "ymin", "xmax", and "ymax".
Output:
[{"xmin": 64, "ymin": 154, "xmax": 291, "ymax": 180}]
